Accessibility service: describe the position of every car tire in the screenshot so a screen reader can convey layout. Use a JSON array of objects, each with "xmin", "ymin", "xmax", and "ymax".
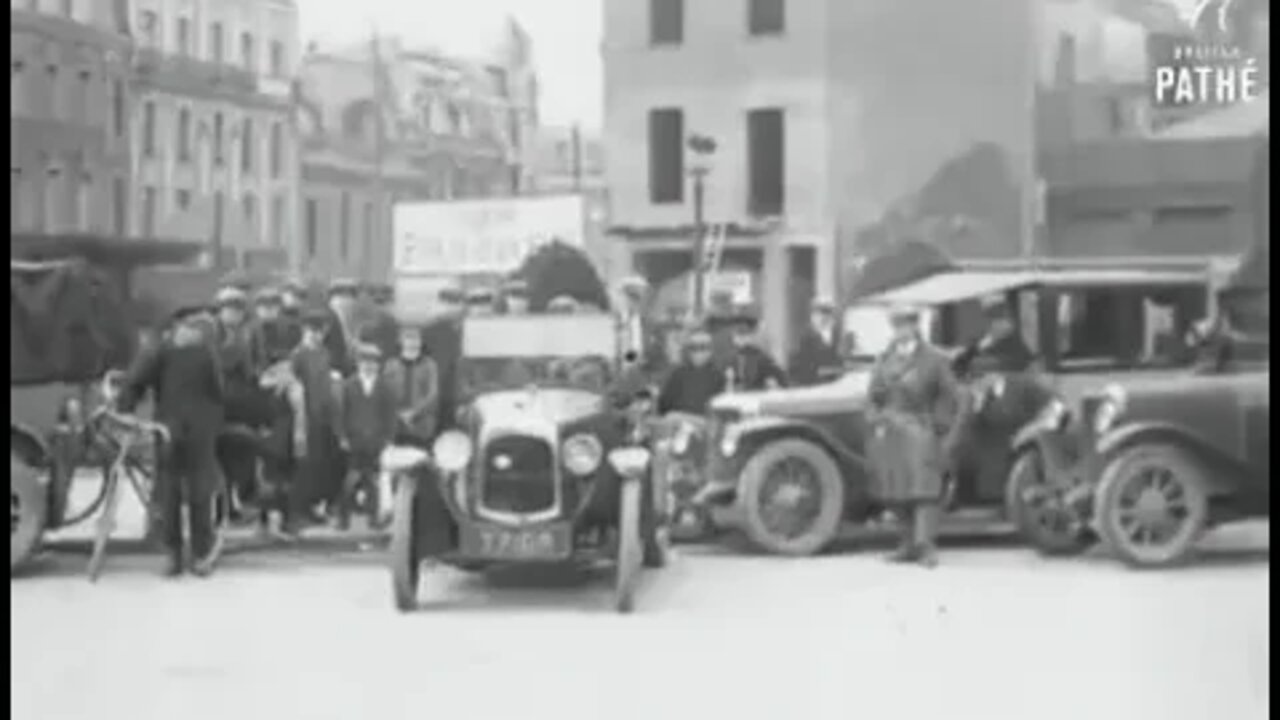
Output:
[
  {"xmin": 737, "ymin": 438, "xmax": 844, "ymax": 557},
  {"xmin": 1006, "ymin": 450, "xmax": 1094, "ymax": 557},
  {"xmin": 1094, "ymin": 443, "xmax": 1209, "ymax": 569},
  {"xmin": 11, "ymin": 449, "xmax": 47, "ymax": 573},
  {"xmin": 614, "ymin": 477, "xmax": 643, "ymax": 614},
  {"xmin": 389, "ymin": 474, "xmax": 421, "ymax": 612}
]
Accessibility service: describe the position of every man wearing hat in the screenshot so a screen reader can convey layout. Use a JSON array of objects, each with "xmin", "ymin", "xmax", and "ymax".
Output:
[
  {"xmin": 724, "ymin": 306, "xmax": 787, "ymax": 392},
  {"xmin": 213, "ymin": 285, "xmax": 272, "ymax": 521},
  {"xmin": 284, "ymin": 309, "xmax": 342, "ymax": 532},
  {"xmin": 953, "ymin": 294, "xmax": 1034, "ymax": 377},
  {"xmin": 502, "ymin": 277, "xmax": 531, "ymax": 315},
  {"xmin": 657, "ymin": 329, "xmax": 725, "ymax": 416},
  {"xmin": 336, "ymin": 343, "xmax": 398, "ymax": 529},
  {"xmin": 116, "ymin": 304, "xmax": 226, "ymax": 577},
  {"xmin": 325, "ymin": 279, "xmax": 358, "ymax": 377},
  {"xmin": 382, "ymin": 322, "xmax": 440, "ymax": 446},
  {"xmin": 790, "ymin": 295, "xmax": 846, "ymax": 386},
  {"xmin": 359, "ymin": 281, "xmax": 400, "ymax": 360},
  {"xmin": 866, "ymin": 305, "xmax": 959, "ymax": 568},
  {"xmin": 253, "ymin": 288, "xmax": 297, "ymax": 366}
]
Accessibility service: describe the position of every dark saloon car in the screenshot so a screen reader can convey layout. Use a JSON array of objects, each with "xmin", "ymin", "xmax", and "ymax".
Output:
[{"xmin": 383, "ymin": 313, "xmax": 668, "ymax": 613}]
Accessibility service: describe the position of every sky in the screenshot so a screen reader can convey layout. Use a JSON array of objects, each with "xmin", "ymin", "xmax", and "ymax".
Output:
[{"xmin": 298, "ymin": 0, "xmax": 603, "ymax": 130}]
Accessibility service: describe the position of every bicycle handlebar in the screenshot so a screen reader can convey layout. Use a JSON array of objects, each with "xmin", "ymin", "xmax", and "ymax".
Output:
[{"xmin": 93, "ymin": 408, "xmax": 172, "ymax": 443}]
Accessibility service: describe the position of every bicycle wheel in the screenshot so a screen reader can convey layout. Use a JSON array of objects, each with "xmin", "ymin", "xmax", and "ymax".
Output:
[{"xmin": 87, "ymin": 462, "xmax": 123, "ymax": 583}]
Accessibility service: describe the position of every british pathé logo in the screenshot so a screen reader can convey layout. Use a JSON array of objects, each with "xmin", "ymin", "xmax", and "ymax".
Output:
[{"xmin": 1148, "ymin": 34, "xmax": 1263, "ymax": 108}]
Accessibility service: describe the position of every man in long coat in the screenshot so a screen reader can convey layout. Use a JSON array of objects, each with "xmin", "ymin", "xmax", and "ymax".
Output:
[
  {"xmin": 360, "ymin": 282, "xmax": 400, "ymax": 360},
  {"xmin": 213, "ymin": 286, "xmax": 269, "ymax": 522},
  {"xmin": 866, "ymin": 305, "xmax": 959, "ymax": 568},
  {"xmin": 789, "ymin": 295, "xmax": 845, "ymax": 386},
  {"xmin": 117, "ymin": 305, "xmax": 226, "ymax": 577},
  {"xmin": 324, "ymin": 279, "xmax": 358, "ymax": 377}
]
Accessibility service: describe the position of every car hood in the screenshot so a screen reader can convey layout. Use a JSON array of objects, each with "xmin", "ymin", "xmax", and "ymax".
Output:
[
  {"xmin": 471, "ymin": 387, "xmax": 606, "ymax": 429},
  {"xmin": 711, "ymin": 370, "xmax": 871, "ymax": 416}
]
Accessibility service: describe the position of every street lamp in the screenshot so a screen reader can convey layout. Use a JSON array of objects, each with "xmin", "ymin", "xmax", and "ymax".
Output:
[{"xmin": 687, "ymin": 133, "xmax": 717, "ymax": 317}]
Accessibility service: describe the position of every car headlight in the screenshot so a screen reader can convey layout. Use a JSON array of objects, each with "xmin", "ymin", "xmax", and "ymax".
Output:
[
  {"xmin": 720, "ymin": 423, "xmax": 742, "ymax": 457},
  {"xmin": 380, "ymin": 445, "xmax": 432, "ymax": 473},
  {"xmin": 1092, "ymin": 384, "xmax": 1127, "ymax": 435},
  {"xmin": 432, "ymin": 430, "xmax": 473, "ymax": 473},
  {"xmin": 1037, "ymin": 398, "xmax": 1069, "ymax": 431},
  {"xmin": 607, "ymin": 446, "xmax": 651, "ymax": 476},
  {"xmin": 562, "ymin": 433, "xmax": 604, "ymax": 475}
]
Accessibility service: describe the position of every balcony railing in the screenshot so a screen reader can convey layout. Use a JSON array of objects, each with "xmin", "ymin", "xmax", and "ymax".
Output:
[{"xmin": 134, "ymin": 48, "xmax": 258, "ymax": 96}]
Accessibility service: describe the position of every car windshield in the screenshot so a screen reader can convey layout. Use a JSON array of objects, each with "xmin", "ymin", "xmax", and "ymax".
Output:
[
  {"xmin": 842, "ymin": 305, "xmax": 935, "ymax": 361},
  {"xmin": 460, "ymin": 314, "xmax": 617, "ymax": 393}
]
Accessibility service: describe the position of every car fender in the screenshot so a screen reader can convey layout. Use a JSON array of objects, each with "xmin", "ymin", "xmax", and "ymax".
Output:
[
  {"xmin": 1010, "ymin": 421, "xmax": 1052, "ymax": 456},
  {"xmin": 731, "ymin": 416, "xmax": 871, "ymax": 490},
  {"xmin": 1096, "ymin": 422, "xmax": 1246, "ymax": 494},
  {"xmin": 10, "ymin": 423, "xmax": 49, "ymax": 469}
]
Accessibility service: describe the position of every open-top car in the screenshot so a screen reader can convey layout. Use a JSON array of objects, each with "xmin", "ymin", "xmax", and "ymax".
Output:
[
  {"xmin": 384, "ymin": 312, "xmax": 668, "ymax": 613},
  {"xmin": 689, "ymin": 260, "xmax": 1220, "ymax": 556}
]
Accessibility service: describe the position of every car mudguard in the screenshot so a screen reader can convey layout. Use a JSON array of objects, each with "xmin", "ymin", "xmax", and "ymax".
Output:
[
  {"xmin": 10, "ymin": 423, "xmax": 48, "ymax": 468},
  {"xmin": 1095, "ymin": 421, "xmax": 1248, "ymax": 494},
  {"xmin": 730, "ymin": 416, "xmax": 872, "ymax": 492}
]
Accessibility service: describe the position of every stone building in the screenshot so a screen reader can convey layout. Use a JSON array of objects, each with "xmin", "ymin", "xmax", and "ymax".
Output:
[
  {"xmin": 11, "ymin": 0, "xmax": 133, "ymax": 237},
  {"xmin": 296, "ymin": 21, "xmax": 540, "ymax": 282},
  {"xmin": 129, "ymin": 0, "xmax": 301, "ymax": 273}
]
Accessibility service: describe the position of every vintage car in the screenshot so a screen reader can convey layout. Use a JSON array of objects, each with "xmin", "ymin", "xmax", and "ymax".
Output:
[
  {"xmin": 687, "ymin": 261, "xmax": 1219, "ymax": 556},
  {"xmin": 383, "ymin": 312, "xmax": 669, "ymax": 613}
]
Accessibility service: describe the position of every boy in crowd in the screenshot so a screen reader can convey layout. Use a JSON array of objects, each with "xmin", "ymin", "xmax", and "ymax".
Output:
[
  {"xmin": 382, "ymin": 325, "xmax": 439, "ymax": 447},
  {"xmin": 337, "ymin": 343, "xmax": 398, "ymax": 530},
  {"xmin": 285, "ymin": 310, "xmax": 339, "ymax": 534}
]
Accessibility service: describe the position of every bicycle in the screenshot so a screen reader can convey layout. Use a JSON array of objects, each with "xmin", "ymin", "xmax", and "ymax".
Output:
[{"xmin": 85, "ymin": 408, "xmax": 169, "ymax": 582}]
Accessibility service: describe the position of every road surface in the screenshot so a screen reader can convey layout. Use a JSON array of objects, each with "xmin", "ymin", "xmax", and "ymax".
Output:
[{"xmin": 12, "ymin": 523, "xmax": 1268, "ymax": 720}]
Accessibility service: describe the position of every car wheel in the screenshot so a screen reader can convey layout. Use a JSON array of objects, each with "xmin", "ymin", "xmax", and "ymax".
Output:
[
  {"xmin": 11, "ymin": 449, "xmax": 47, "ymax": 573},
  {"xmin": 1006, "ymin": 450, "xmax": 1094, "ymax": 557},
  {"xmin": 614, "ymin": 477, "xmax": 643, "ymax": 614},
  {"xmin": 389, "ymin": 474, "xmax": 421, "ymax": 612},
  {"xmin": 737, "ymin": 438, "xmax": 844, "ymax": 557},
  {"xmin": 1094, "ymin": 443, "xmax": 1209, "ymax": 569}
]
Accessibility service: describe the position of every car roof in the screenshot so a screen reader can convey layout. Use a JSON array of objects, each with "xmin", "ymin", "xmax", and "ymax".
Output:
[{"xmin": 859, "ymin": 267, "xmax": 1209, "ymax": 307}]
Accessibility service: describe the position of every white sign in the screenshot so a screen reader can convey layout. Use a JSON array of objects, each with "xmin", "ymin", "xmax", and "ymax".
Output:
[
  {"xmin": 393, "ymin": 196, "xmax": 585, "ymax": 275},
  {"xmin": 707, "ymin": 271, "xmax": 753, "ymax": 304}
]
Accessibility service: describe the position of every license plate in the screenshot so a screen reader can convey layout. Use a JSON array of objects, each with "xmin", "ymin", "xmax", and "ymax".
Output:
[{"xmin": 461, "ymin": 524, "xmax": 571, "ymax": 560}]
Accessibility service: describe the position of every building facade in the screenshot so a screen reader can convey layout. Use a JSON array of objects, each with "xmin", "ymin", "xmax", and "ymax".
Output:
[
  {"xmin": 128, "ymin": 0, "xmax": 301, "ymax": 273},
  {"xmin": 604, "ymin": 0, "xmax": 1043, "ymax": 356},
  {"xmin": 11, "ymin": 0, "xmax": 134, "ymax": 237},
  {"xmin": 530, "ymin": 124, "xmax": 613, "ymax": 283},
  {"xmin": 296, "ymin": 23, "xmax": 540, "ymax": 282}
]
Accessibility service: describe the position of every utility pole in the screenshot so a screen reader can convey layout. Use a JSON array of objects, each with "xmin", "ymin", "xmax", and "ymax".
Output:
[
  {"xmin": 1022, "ymin": 0, "xmax": 1042, "ymax": 261},
  {"xmin": 687, "ymin": 133, "xmax": 717, "ymax": 318},
  {"xmin": 570, "ymin": 123, "xmax": 583, "ymax": 193},
  {"xmin": 368, "ymin": 27, "xmax": 387, "ymax": 283}
]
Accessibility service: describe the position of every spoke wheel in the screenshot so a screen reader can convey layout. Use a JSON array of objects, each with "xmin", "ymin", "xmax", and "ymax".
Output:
[
  {"xmin": 614, "ymin": 478, "xmax": 643, "ymax": 614},
  {"xmin": 1006, "ymin": 451, "xmax": 1094, "ymax": 556},
  {"xmin": 738, "ymin": 439, "xmax": 844, "ymax": 557},
  {"xmin": 389, "ymin": 474, "xmax": 421, "ymax": 612},
  {"xmin": 11, "ymin": 450, "xmax": 47, "ymax": 573},
  {"xmin": 1095, "ymin": 444, "xmax": 1209, "ymax": 568}
]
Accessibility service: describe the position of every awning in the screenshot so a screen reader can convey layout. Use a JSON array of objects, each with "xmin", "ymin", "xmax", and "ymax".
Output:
[{"xmin": 859, "ymin": 270, "xmax": 1040, "ymax": 306}]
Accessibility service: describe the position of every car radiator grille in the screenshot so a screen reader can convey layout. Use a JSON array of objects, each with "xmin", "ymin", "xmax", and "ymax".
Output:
[{"xmin": 481, "ymin": 436, "xmax": 556, "ymax": 515}]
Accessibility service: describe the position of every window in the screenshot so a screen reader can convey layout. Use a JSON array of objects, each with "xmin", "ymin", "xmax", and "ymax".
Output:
[
  {"xmin": 240, "ymin": 33, "xmax": 255, "ymax": 71},
  {"xmin": 269, "ymin": 122, "xmax": 283, "ymax": 178},
  {"xmin": 362, "ymin": 201, "xmax": 375, "ymax": 261},
  {"xmin": 339, "ymin": 192, "xmax": 351, "ymax": 259},
  {"xmin": 175, "ymin": 188, "xmax": 191, "ymax": 209},
  {"xmin": 304, "ymin": 198, "xmax": 319, "ymax": 258},
  {"xmin": 73, "ymin": 68, "xmax": 91, "ymax": 125},
  {"xmin": 177, "ymin": 17, "xmax": 191, "ymax": 55},
  {"xmin": 11, "ymin": 58, "xmax": 26, "ymax": 117},
  {"xmin": 138, "ymin": 10, "xmax": 159, "ymax": 46},
  {"xmin": 746, "ymin": 107, "xmax": 785, "ymax": 216},
  {"xmin": 647, "ymin": 108, "xmax": 684, "ymax": 204},
  {"xmin": 650, "ymin": 0, "xmax": 684, "ymax": 45},
  {"xmin": 242, "ymin": 193, "xmax": 258, "ymax": 243},
  {"xmin": 213, "ymin": 191, "xmax": 225, "ymax": 243},
  {"xmin": 47, "ymin": 64, "xmax": 59, "ymax": 120},
  {"xmin": 270, "ymin": 40, "xmax": 284, "ymax": 77},
  {"xmin": 209, "ymin": 22, "xmax": 224, "ymax": 64},
  {"xmin": 143, "ymin": 101, "xmax": 157, "ymax": 156},
  {"xmin": 142, "ymin": 186, "xmax": 157, "ymax": 237},
  {"xmin": 74, "ymin": 171, "xmax": 91, "ymax": 232},
  {"xmin": 112, "ymin": 176, "xmax": 127, "ymax": 236},
  {"xmin": 44, "ymin": 165, "xmax": 62, "ymax": 233},
  {"xmin": 111, "ymin": 79, "xmax": 125, "ymax": 137},
  {"xmin": 748, "ymin": 0, "xmax": 786, "ymax": 35},
  {"xmin": 1051, "ymin": 286, "xmax": 1206, "ymax": 371},
  {"xmin": 213, "ymin": 112, "xmax": 224, "ymax": 165},
  {"xmin": 271, "ymin": 193, "xmax": 285, "ymax": 247},
  {"xmin": 1105, "ymin": 97, "xmax": 1125, "ymax": 135},
  {"xmin": 241, "ymin": 118, "xmax": 254, "ymax": 173},
  {"xmin": 11, "ymin": 168, "xmax": 24, "ymax": 231},
  {"xmin": 177, "ymin": 107, "xmax": 191, "ymax": 161}
]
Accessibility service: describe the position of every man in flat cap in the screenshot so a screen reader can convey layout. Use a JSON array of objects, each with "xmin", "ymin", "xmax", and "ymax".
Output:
[
  {"xmin": 213, "ymin": 285, "xmax": 272, "ymax": 519},
  {"xmin": 253, "ymin": 288, "xmax": 296, "ymax": 366},
  {"xmin": 502, "ymin": 277, "xmax": 531, "ymax": 315},
  {"xmin": 116, "ymin": 304, "xmax": 226, "ymax": 577},
  {"xmin": 657, "ymin": 329, "xmax": 725, "ymax": 417},
  {"xmin": 866, "ymin": 305, "xmax": 959, "ymax": 568},
  {"xmin": 359, "ymin": 281, "xmax": 400, "ymax": 360},
  {"xmin": 725, "ymin": 306, "xmax": 787, "ymax": 392},
  {"xmin": 336, "ymin": 343, "xmax": 398, "ymax": 529},
  {"xmin": 284, "ymin": 309, "xmax": 341, "ymax": 533},
  {"xmin": 324, "ymin": 279, "xmax": 358, "ymax": 377},
  {"xmin": 790, "ymin": 295, "xmax": 846, "ymax": 386}
]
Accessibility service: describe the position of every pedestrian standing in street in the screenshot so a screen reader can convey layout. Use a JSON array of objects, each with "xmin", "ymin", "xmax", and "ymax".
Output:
[
  {"xmin": 657, "ymin": 330, "xmax": 725, "ymax": 416},
  {"xmin": 725, "ymin": 307, "xmax": 787, "ymax": 391},
  {"xmin": 789, "ymin": 295, "xmax": 845, "ymax": 386},
  {"xmin": 213, "ymin": 286, "xmax": 269, "ymax": 522},
  {"xmin": 116, "ymin": 305, "xmax": 226, "ymax": 577},
  {"xmin": 360, "ymin": 282, "xmax": 400, "ymax": 360},
  {"xmin": 286, "ymin": 311, "xmax": 340, "ymax": 533},
  {"xmin": 382, "ymin": 324, "xmax": 440, "ymax": 447},
  {"xmin": 278, "ymin": 279, "xmax": 306, "ymax": 347},
  {"xmin": 254, "ymin": 288, "xmax": 297, "ymax": 366},
  {"xmin": 337, "ymin": 344, "xmax": 398, "ymax": 529},
  {"xmin": 866, "ymin": 305, "xmax": 959, "ymax": 568},
  {"xmin": 324, "ymin": 279, "xmax": 358, "ymax": 378}
]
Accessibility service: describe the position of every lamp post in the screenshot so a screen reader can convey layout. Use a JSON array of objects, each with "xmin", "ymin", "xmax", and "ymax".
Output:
[{"xmin": 687, "ymin": 133, "xmax": 717, "ymax": 318}]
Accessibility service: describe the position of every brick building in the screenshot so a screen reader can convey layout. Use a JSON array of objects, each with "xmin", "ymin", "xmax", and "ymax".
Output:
[
  {"xmin": 10, "ymin": 0, "xmax": 133, "ymax": 237},
  {"xmin": 129, "ymin": 0, "xmax": 301, "ymax": 273}
]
